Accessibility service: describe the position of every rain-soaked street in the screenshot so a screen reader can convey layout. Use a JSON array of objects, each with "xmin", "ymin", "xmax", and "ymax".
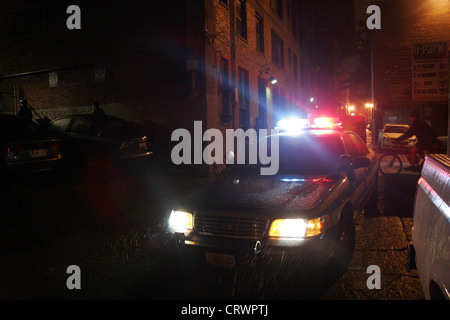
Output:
[{"xmin": 0, "ymin": 154, "xmax": 424, "ymax": 301}]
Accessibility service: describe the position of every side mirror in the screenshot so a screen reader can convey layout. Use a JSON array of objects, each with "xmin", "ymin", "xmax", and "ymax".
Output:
[
  {"xmin": 351, "ymin": 156, "xmax": 370, "ymax": 169},
  {"xmin": 338, "ymin": 154, "xmax": 352, "ymax": 170}
]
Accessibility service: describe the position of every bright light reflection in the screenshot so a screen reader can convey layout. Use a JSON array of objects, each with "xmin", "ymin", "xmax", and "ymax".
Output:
[
  {"xmin": 269, "ymin": 219, "xmax": 307, "ymax": 238},
  {"xmin": 277, "ymin": 118, "xmax": 309, "ymax": 132},
  {"xmin": 169, "ymin": 210, "xmax": 193, "ymax": 230},
  {"xmin": 280, "ymin": 178, "xmax": 322, "ymax": 182}
]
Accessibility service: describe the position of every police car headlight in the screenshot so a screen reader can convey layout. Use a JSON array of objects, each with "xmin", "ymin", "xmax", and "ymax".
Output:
[
  {"xmin": 269, "ymin": 219, "xmax": 307, "ymax": 238},
  {"xmin": 305, "ymin": 215, "xmax": 331, "ymax": 237},
  {"xmin": 269, "ymin": 215, "xmax": 331, "ymax": 238},
  {"xmin": 169, "ymin": 210, "xmax": 193, "ymax": 231}
]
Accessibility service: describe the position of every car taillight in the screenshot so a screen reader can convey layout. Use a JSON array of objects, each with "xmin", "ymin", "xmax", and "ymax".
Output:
[
  {"xmin": 139, "ymin": 136, "xmax": 148, "ymax": 150},
  {"xmin": 310, "ymin": 117, "xmax": 341, "ymax": 129},
  {"xmin": 7, "ymin": 144, "xmax": 25, "ymax": 157},
  {"xmin": 120, "ymin": 140, "xmax": 129, "ymax": 151},
  {"xmin": 51, "ymin": 143, "xmax": 62, "ymax": 156}
]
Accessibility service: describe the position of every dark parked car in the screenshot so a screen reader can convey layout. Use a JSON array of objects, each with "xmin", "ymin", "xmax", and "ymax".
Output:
[
  {"xmin": 47, "ymin": 114, "xmax": 153, "ymax": 177},
  {"xmin": 168, "ymin": 117, "xmax": 378, "ymax": 271},
  {"xmin": 0, "ymin": 114, "xmax": 62, "ymax": 177}
]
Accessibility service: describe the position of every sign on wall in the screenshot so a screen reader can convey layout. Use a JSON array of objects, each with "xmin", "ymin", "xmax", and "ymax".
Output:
[
  {"xmin": 412, "ymin": 41, "xmax": 448, "ymax": 101},
  {"xmin": 49, "ymin": 71, "xmax": 58, "ymax": 88}
]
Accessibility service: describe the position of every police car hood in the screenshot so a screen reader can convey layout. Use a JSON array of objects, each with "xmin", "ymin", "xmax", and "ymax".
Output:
[{"xmin": 180, "ymin": 173, "xmax": 342, "ymax": 218}]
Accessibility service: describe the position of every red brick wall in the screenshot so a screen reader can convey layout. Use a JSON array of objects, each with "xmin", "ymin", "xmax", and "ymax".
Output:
[
  {"xmin": 0, "ymin": 0, "xmax": 203, "ymax": 131},
  {"xmin": 0, "ymin": 0, "xmax": 314, "ymax": 176},
  {"xmin": 372, "ymin": 0, "xmax": 449, "ymax": 135},
  {"xmin": 204, "ymin": 0, "xmax": 305, "ymax": 132}
]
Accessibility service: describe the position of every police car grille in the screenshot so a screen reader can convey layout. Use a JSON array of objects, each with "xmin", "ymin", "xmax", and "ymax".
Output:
[{"xmin": 194, "ymin": 215, "xmax": 268, "ymax": 238}]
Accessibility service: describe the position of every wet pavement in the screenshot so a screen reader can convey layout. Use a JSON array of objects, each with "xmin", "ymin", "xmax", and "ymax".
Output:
[
  {"xmin": 321, "ymin": 171, "xmax": 423, "ymax": 299},
  {"xmin": 0, "ymin": 151, "xmax": 425, "ymax": 300},
  {"xmin": 320, "ymin": 150, "xmax": 423, "ymax": 300}
]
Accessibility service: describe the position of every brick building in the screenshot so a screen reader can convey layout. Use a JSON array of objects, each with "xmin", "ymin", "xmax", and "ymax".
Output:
[
  {"xmin": 0, "ymin": 0, "xmax": 316, "ymax": 128},
  {"xmin": 0, "ymin": 0, "xmax": 198, "ymax": 130},
  {"xmin": 0, "ymin": 0, "xmax": 323, "ymax": 174},
  {"xmin": 310, "ymin": 0, "xmax": 358, "ymax": 114},
  {"xmin": 204, "ymin": 0, "xmax": 309, "ymax": 131},
  {"xmin": 371, "ymin": 0, "xmax": 449, "ymax": 136}
]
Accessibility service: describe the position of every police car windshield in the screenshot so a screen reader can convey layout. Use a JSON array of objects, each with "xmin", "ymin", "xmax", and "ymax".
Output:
[{"xmin": 276, "ymin": 133, "xmax": 345, "ymax": 175}]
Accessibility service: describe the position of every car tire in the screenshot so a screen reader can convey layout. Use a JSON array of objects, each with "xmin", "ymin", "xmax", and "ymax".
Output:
[{"xmin": 333, "ymin": 207, "xmax": 355, "ymax": 269}]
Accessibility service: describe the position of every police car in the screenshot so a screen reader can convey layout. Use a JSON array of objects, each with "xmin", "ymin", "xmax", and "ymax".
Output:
[{"xmin": 168, "ymin": 117, "xmax": 378, "ymax": 270}]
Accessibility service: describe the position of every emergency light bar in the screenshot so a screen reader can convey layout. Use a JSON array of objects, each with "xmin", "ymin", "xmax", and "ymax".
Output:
[{"xmin": 276, "ymin": 117, "xmax": 342, "ymax": 133}]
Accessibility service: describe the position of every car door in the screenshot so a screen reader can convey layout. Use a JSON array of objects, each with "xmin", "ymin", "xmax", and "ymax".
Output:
[
  {"xmin": 49, "ymin": 117, "xmax": 71, "ymax": 134},
  {"xmin": 342, "ymin": 132, "xmax": 370, "ymax": 212},
  {"xmin": 350, "ymin": 133, "xmax": 377, "ymax": 209},
  {"xmin": 65, "ymin": 118, "xmax": 103, "ymax": 163},
  {"xmin": 48, "ymin": 117, "xmax": 78, "ymax": 163}
]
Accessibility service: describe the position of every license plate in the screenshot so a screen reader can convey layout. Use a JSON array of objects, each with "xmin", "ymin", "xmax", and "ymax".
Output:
[
  {"xmin": 205, "ymin": 252, "xmax": 236, "ymax": 268},
  {"xmin": 32, "ymin": 149, "xmax": 48, "ymax": 157}
]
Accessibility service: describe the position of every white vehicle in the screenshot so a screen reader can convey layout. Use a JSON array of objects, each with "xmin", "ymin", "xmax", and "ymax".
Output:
[
  {"xmin": 409, "ymin": 154, "xmax": 450, "ymax": 300},
  {"xmin": 378, "ymin": 124, "xmax": 416, "ymax": 149}
]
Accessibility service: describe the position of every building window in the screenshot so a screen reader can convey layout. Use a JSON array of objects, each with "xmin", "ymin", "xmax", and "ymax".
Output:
[
  {"xmin": 292, "ymin": 12, "xmax": 297, "ymax": 38},
  {"xmin": 235, "ymin": 0, "xmax": 247, "ymax": 39},
  {"xmin": 271, "ymin": 30, "xmax": 284, "ymax": 68},
  {"xmin": 301, "ymin": 61, "xmax": 306, "ymax": 86},
  {"xmin": 270, "ymin": 0, "xmax": 283, "ymax": 19},
  {"xmin": 293, "ymin": 53, "xmax": 298, "ymax": 82},
  {"xmin": 220, "ymin": 57, "xmax": 232, "ymax": 122},
  {"xmin": 255, "ymin": 13, "xmax": 264, "ymax": 53},
  {"xmin": 272, "ymin": 86, "xmax": 280, "ymax": 123},
  {"xmin": 238, "ymin": 67, "xmax": 250, "ymax": 129}
]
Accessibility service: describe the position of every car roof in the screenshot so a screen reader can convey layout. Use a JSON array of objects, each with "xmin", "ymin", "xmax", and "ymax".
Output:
[
  {"xmin": 51, "ymin": 113, "xmax": 143, "ymax": 137},
  {"xmin": 51, "ymin": 113, "xmax": 139, "ymax": 127},
  {"xmin": 267, "ymin": 130, "xmax": 353, "ymax": 148},
  {"xmin": 53, "ymin": 113, "xmax": 122, "ymax": 122},
  {"xmin": 385, "ymin": 124, "xmax": 410, "ymax": 127},
  {"xmin": 276, "ymin": 129, "xmax": 348, "ymax": 138}
]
